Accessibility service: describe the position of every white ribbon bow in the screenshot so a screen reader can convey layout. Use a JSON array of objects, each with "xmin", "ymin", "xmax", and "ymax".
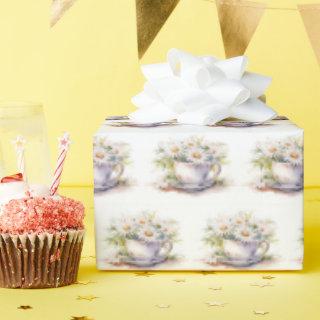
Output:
[{"xmin": 129, "ymin": 49, "xmax": 277, "ymax": 125}]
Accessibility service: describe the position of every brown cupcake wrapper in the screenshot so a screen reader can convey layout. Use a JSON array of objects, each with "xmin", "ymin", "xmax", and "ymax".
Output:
[{"xmin": 0, "ymin": 229, "xmax": 85, "ymax": 288}]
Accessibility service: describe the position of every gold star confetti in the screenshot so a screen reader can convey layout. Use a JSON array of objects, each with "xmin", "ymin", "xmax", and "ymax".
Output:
[
  {"xmin": 18, "ymin": 305, "xmax": 32, "ymax": 310},
  {"xmin": 205, "ymin": 301, "xmax": 227, "ymax": 307},
  {"xmin": 200, "ymin": 271, "xmax": 216, "ymax": 275},
  {"xmin": 75, "ymin": 280, "xmax": 96, "ymax": 285},
  {"xmin": 134, "ymin": 271, "xmax": 155, "ymax": 277},
  {"xmin": 254, "ymin": 310, "xmax": 269, "ymax": 315},
  {"xmin": 155, "ymin": 304, "xmax": 170, "ymax": 309},
  {"xmin": 77, "ymin": 295, "xmax": 99, "ymax": 301},
  {"xmin": 71, "ymin": 317, "xmax": 94, "ymax": 320},
  {"xmin": 250, "ymin": 282, "xmax": 273, "ymax": 288},
  {"xmin": 173, "ymin": 279, "xmax": 186, "ymax": 283},
  {"xmin": 262, "ymin": 275, "xmax": 275, "ymax": 280},
  {"xmin": 209, "ymin": 286, "xmax": 222, "ymax": 291}
]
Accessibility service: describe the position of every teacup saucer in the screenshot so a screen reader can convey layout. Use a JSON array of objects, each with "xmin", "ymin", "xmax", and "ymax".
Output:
[
  {"xmin": 125, "ymin": 256, "xmax": 168, "ymax": 267},
  {"xmin": 268, "ymin": 182, "xmax": 303, "ymax": 192},
  {"xmin": 170, "ymin": 179, "xmax": 215, "ymax": 192},
  {"xmin": 217, "ymin": 256, "xmax": 263, "ymax": 267},
  {"xmin": 94, "ymin": 181, "xmax": 119, "ymax": 192}
]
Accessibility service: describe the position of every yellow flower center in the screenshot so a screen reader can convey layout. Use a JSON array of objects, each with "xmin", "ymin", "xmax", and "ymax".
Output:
[
  {"xmin": 144, "ymin": 230, "xmax": 154, "ymax": 237},
  {"xmin": 95, "ymin": 151, "xmax": 105, "ymax": 159},
  {"xmin": 192, "ymin": 152, "xmax": 202, "ymax": 159},
  {"xmin": 290, "ymin": 151, "xmax": 299, "ymax": 160},
  {"xmin": 268, "ymin": 147, "xmax": 277, "ymax": 153},
  {"xmin": 171, "ymin": 146, "xmax": 180, "ymax": 154},
  {"xmin": 219, "ymin": 224, "xmax": 228, "ymax": 231},
  {"xmin": 241, "ymin": 230, "xmax": 250, "ymax": 237}
]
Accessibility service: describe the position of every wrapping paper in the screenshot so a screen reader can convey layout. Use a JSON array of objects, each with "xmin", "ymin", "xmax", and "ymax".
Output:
[
  {"xmin": 0, "ymin": 229, "xmax": 84, "ymax": 288},
  {"xmin": 93, "ymin": 118, "xmax": 304, "ymax": 270},
  {"xmin": 93, "ymin": 120, "xmax": 303, "ymax": 270}
]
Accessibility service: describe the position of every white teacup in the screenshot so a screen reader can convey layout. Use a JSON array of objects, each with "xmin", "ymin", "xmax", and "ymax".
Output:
[
  {"xmin": 94, "ymin": 163, "xmax": 124, "ymax": 191},
  {"xmin": 125, "ymin": 239, "xmax": 173, "ymax": 266},
  {"xmin": 222, "ymin": 239, "xmax": 269, "ymax": 266},
  {"xmin": 174, "ymin": 162, "xmax": 221, "ymax": 187},
  {"xmin": 271, "ymin": 162, "xmax": 303, "ymax": 187}
]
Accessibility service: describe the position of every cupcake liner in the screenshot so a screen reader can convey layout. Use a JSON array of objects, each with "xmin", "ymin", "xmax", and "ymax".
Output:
[{"xmin": 0, "ymin": 229, "xmax": 84, "ymax": 288}]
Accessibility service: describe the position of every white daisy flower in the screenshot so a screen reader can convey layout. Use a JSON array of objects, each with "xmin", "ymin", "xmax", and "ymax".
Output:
[
  {"xmin": 166, "ymin": 142, "xmax": 182, "ymax": 159},
  {"xmin": 284, "ymin": 147, "xmax": 302, "ymax": 166},
  {"xmin": 138, "ymin": 226, "xmax": 158, "ymax": 242},
  {"xmin": 116, "ymin": 217, "xmax": 134, "ymax": 236},
  {"xmin": 188, "ymin": 148, "xmax": 205, "ymax": 164},
  {"xmin": 260, "ymin": 141, "xmax": 281, "ymax": 159},
  {"xmin": 235, "ymin": 227, "xmax": 254, "ymax": 243},
  {"xmin": 213, "ymin": 216, "xmax": 232, "ymax": 237},
  {"xmin": 93, "ymin": 147, "xmax": 108, "ymax": 165}
]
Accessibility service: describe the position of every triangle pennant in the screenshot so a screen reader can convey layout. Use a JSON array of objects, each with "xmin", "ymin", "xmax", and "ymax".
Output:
[
  {"xmin": 136, "ymin": 0, "xmax": 180, "ymax": 59},
  {"xmin": 298, "ymin": 4, "xmax": 320, "ymax": 66},
  {"xmin": 51, "ymin": 0, "xmax": 77, "ymax": 27},
  {"xmin": 216, "ymin": 0, "xmax": 266, "ymax": 58}
]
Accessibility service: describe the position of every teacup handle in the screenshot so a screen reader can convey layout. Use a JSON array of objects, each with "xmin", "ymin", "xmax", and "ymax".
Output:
[
  {"xmin": 110, "ymin": 163, "xmax": 124, "ymax": 181},
  {"xmin": 254, "ymin": 241, "xmax": 269, "ymax": 260},
  {"xmin": 207, "ymin": 161, "xmax": 221, "ymax": 180},
  {"xmin": 157, "ymin": 241, "xmax": 173, "ymax": 259}
]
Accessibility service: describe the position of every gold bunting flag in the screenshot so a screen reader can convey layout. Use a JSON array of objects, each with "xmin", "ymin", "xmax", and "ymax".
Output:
[
  {"xmin": 216, "ymin": 0, "xmax": 266, "ymax": 58},
  {"xmin": 298, "ymin": 4, "xmax": 320, "ymax": 65},
  {"xmin": 136, "ymin": 0, "xmax": 180, "ymax": 59},
  {"xmin": 51, "ymin": 0, "xmax": 77, "ymax": 27}
]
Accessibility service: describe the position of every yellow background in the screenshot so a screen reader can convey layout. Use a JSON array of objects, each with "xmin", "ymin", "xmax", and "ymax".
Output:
[{"xmin": 0, "ymin": 0, "xmax": 319, "ymax": 187}]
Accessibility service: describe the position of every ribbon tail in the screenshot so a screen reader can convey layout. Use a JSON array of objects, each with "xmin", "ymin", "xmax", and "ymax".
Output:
[{"xmin": 231, "ymin": 98, "xmax": 277, "ymax": 122}]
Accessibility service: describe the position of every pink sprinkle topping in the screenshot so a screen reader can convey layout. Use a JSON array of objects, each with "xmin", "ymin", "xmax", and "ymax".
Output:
[{"xmin": 0, "ymin": 196, "xmax": 85, "ymax": 235}]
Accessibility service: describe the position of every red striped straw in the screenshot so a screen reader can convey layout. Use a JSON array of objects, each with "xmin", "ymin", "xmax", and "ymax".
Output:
[{"xmin": 50, "ymin": 132, "xmax": 71, "ymax": 196}]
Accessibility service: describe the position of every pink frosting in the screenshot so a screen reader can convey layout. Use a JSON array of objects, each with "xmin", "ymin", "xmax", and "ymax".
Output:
[{"xmin": 0, "ymin": 196, "xmax": 85, "ymax": 235}]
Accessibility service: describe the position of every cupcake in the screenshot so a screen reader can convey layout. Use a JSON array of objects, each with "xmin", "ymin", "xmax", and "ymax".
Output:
[{"xmin": 0, "ymin": 179, "xmax": 85, "ymax": 288}]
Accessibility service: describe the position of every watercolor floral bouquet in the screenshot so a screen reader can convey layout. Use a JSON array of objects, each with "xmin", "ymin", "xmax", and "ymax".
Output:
[
  {"xmin": 93, "ymin": 136, "xmax": 130, "ymax": 191},
  {"xmin": 203, "ymin": 212, "xmax": 275, "ymax": 267},
  {"xmin": 106, "ymin": 211, "xmax": 178, "ymax": 267},
  {"xmin": 154, "ymin": 136, "xmax": 227, "ymax": 191},
  {"xmin": 252, "ymin": 136, "xmax": 303, "ymax": 191}
]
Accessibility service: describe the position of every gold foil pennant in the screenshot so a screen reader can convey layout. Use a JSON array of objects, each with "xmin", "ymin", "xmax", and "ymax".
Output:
[
  {"xmin": 298, "ymin": 4, "xmax": 320, "ymax": 66},
  {"xmin": 216, "ymin": 0, "xmax": 266, "ymax": 58},
  {"xmin": 51, "ymin": 0, "xmax": 77, "ymax": 27},
  {"xmin": 136, "ymin": 0, "xmax": 180, "ymax": 58}
]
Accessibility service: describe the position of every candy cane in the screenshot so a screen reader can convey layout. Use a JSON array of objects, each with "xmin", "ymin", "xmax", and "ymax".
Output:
[{"xmin": 50, "ymin": 132, "xmax": 71, "ymax": 195}]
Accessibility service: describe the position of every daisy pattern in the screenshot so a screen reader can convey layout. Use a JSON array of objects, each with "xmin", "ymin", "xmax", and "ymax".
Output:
[
  {"xmin": 252, "ymin": 136, "xmax": 303, "ymax": 190},
  {"xmin": 203, "ymin": 212, "xmax": 275, "ymax": 244},
  {"xmin": 93, "ymin": 147, "xmax": 107, "ymax": 165},
  {"xmin": 106, "ymin": 211, "xmax": 179, "ymax": 265},
  {"xmin": 155, "ymin": 136, "xmax": 227, "ymax": 189},
  {"xmin": 93, "ymin": 137, "xmax": 130, "ymax": 166}
]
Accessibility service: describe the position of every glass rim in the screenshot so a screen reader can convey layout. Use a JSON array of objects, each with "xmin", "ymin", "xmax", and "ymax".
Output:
[{"xmin": 0, "ymin": 101, "xmax": 43, "ymax": 118}]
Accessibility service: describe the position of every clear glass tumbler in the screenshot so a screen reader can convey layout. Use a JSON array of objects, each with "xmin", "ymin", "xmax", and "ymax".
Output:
[{"xmin": 0, "ymin": 101, "xmax": 51, "ymax": 185}]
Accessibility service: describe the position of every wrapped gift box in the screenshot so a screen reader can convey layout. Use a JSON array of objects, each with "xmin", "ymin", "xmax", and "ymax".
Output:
[{"xmin": 93, "ymin": 117, "xmax": 303, "ymax": 270}]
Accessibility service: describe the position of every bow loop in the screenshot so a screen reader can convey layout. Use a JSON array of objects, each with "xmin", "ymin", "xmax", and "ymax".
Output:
[{"xmin": 129, "ymin": 48, "xmax": 277, "ymax": 125}]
